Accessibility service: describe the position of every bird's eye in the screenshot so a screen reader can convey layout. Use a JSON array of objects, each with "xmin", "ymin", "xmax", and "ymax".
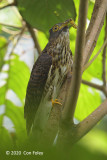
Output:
[{"xmin": 52, "ymin": 25, "xmax": 59, "ymax": 32}]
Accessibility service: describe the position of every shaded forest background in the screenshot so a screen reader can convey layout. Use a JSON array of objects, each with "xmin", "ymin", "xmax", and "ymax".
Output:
[{"xmin": 0, "ymin": 0, "xmax": 107, "ymax": 159}]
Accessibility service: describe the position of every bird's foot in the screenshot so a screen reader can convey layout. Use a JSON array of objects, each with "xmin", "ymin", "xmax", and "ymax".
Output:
[{"xmin": 51, "ymin": 99, "xmax": 62, "ymax": 106}]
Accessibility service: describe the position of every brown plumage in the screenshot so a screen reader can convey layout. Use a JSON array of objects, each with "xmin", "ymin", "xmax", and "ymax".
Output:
[{"xmin": 24, "ymin": 19, "xmax": 77, "ymax": 134}]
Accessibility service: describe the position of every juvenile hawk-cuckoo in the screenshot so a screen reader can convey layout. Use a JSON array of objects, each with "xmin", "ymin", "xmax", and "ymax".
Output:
[{"xmin": 24, "ymin": 19, "xmax": 77, "ymax": 134}]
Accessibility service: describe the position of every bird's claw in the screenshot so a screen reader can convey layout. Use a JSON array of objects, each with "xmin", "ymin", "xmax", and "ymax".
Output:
[{"xmin": 51, "ymin": 99, "xmax": 62, "ymax": 106}]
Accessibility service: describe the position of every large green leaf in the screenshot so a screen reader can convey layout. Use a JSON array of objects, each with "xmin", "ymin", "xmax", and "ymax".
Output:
[
  {"xmin": 0, "ymin": 53, "xmax": 30, "ymax": 144},
  {"xmin": 5, "ymin": 100, "xmax": 27, "ymax": 143},
  {"xmin": 6, "ymin": 54, "xmax": 30, "ymax": 103},
  {"xmin": 0, "ymin": 126, "xmax": 13, "ymax": 149},
  {"xmin": 83, "ymin": 21, "xmax": 105, "ymax": 81},
  {"xmin": 0, "ymin": 0, "xmax": 8, "ymax": 7},
  {"xmin": 75, "ymin": 83, "xmax": 101, "ymax": 121},
  {"xmin": 80, "ymin": 129, "xmax": 107, "ymax": 155},
  {"xmin": 37, "ymin": 31, "xmax": 48, "ymax": 50},
  {"xmin": 87, "ymin": 1, "xmax": 94, "ymax": 20},
  {"xmin": 0, "ymin": 7, "xmax": 22, "ymax": 27},
  {"xmin": 17, "ymin": 0, "xmax": 76, "ymax": 32},
  {"xmin": 0, "ymin": 36, "xmax": 7, "ymax": 71}
]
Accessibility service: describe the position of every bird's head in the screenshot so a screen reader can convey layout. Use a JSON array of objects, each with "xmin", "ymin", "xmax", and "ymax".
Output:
[{"xmin": 49, "ymin": 18, "xmax": 77, "ymax": 41}]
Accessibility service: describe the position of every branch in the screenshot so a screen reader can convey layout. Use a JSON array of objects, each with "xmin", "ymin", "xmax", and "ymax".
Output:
[
  {"xmin": 83, "ymin": 0, "xmax": 107, "ymax": 65},
  {"xmin": 26, "ymin": 22, "xmax": 41, "ymax": 55},
  {"xmin": 102, "ymin": 14, "xmax": 107, "ymax": 87},
  {"xmin": 61, "ymin": 0, "xmax": 88, "ymax": 123},
  {"xmin": 41, "ymin": 103, "xmax": 61, "ymax": 146},
  {"xmin": 75, "ymin": 99, "xmax": 107, "ymax": 142},
  {"xmin": 0, "ymin": 22, "xmax": 22, "ymax": 29},
  {"xmin": 0, "ymin": 2, "xmax": 16, "ymax": 10},
  {"xmin": 56, "ymin": 99, "xmax": 107, "ymax": 147},
  {"xmin": 41, "ymin": 1, "xmax": 107, "ymax": 148},
  {"xmin": 9, "ymin": 23, "xmax": 26, "ymax": 57},
  {"xmin": 82, "ymin": 79, "xmax": 103, "ymax": 91},
  {"xmin": 82, "ymin": 38, "xmax": 107, "ymax": 72},
  {"xmin": 0, "ymin": 34, "xmax": 20, "ymax": 51},
  {"xmin": 41, "ymin": 72, "xmax": 72, "ymax": 146}
]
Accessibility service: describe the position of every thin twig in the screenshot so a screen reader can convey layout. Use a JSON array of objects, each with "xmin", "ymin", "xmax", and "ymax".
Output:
[
  {"xmin": 82, "ymin": 38, "xmax": 107, "ymax": 72},
  {"xmin": 102, "ymin": 14, "xmax": 107, "ymax": 87},
  {"xmin": 9, "ymin": 24, "xmax": 26, "ymax": 57},
  {"xmin": 26, "ymin": 22, "xmax": 41, "ymax": 55},
  {"xmin": 83, "ymin": 0, "xmax": 107, "ymax": 65},
  {"xmin": 82, "ymin": 80, "xmax": 103, "ymax": 91},
  {"xmin": 0, "ymin": 34, "xmax": 20, "ymax": 51},
  {"xmin": 0, "ymin": 2, "xmax": 16, "ymax": 10},
  {"xmin": 0, "ymin": 22, "xmax": 22, "ymax": 29}
]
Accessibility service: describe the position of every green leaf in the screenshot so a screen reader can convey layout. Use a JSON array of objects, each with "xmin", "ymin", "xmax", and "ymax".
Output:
[
  {"xmin": 80, "ymin": 129, "xmax": 107, "ymax": 155},
  {"xmin": 0, "ymin": 54, "xmax": 30, "ymax": 144},
  {"xmin": 0, "ymin": 36, "xmax": 7, "ymax": 71},
  {"xmin": 0, "ymin": 126, "xmax": 13, "ymax": 148},
  {"xmin": 17, "ymin": 0, "xmax": 76, "ymax": 32},
  {"xmin": 5, "ymin": 54, "xmax": 30, "ymax": 103},
  {"xmin": 0, "ymin": 85, "xmax": 6, "ymax": 105},
  {"xmin": 83, "ymin": 22, "xmax": 105, "ymax": 80},
  {"xmin": 75, "ymin": 83, "xmax": 101, "ymax": 121},
  {"xmin": 37, "ymin": 31, "xmax": 48, "ymax": 50},
  {"xmin": 87, "ymin": 1, "xmax": 94, "ymax": 20},
  {"xmin": 5, "ymin": 100, "xmax": 27, "ymax": 142},
  {"xmin": 0, "ymin": 0, "xmax": 9, "ymax": 7},
  {"xmin": 0, "ymin": 24, "xmax": 2, "ymax": 33},
  {"xmin": 0, "ymin": 7, "xmax": 22, "ymax": 27}
]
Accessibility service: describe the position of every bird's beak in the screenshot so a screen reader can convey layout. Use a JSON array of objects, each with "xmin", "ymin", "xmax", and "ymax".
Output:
[{"xmin": 60, "ymin": 18, "xmax": 77, "ymax": 29}]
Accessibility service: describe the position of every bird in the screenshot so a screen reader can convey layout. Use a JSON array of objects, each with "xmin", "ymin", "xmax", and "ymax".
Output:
[{"xmin": 24, "ymin": 18, "xmax": 77, "ymax": 134}]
